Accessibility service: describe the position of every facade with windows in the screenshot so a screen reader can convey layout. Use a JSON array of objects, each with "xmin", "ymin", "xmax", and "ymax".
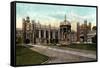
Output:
[
  {"xmin": 76, "ymin": 20, "xmax": 96, "ymax": 43},
  {"xmin": 16, "ymin": 16, "xmax": 96, "ymax": 45},
  {"xmin": 21, "ymin": 16, "xmax": 75, "ymax": 45}
]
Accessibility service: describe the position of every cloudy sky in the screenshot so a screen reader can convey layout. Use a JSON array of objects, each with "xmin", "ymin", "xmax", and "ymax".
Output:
[{"xmin": 16, "ymin": 3, "xmax": 96, "ymax": 31}]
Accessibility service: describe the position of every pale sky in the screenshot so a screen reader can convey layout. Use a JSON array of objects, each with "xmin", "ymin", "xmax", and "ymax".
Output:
[{"xmin": 16, "ymin": 3, "xmax": 96, "ymax": 31}]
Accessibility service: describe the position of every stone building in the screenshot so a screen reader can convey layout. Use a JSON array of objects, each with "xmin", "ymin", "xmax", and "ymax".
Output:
[
  {"xmin": 22, "ymin": 17, "xmax": 33, "ymax": 44},
  {"xmin": 16, "ymin": 16, "xmax": 96, "ymax": 45},
  {"xmin": 76, "ymin": 20, "xmax": 96, "ymax": 43},
  {"xmin": 87, "ymin": 26, "xmax": 96, "ymax": 43},
  {"xmin": 22, "ymin": 15, "xmax": 73, "ymax": 45},
  {"xmin": 60, "ymin": 15, "xmax": 71, "ymax": 45}
]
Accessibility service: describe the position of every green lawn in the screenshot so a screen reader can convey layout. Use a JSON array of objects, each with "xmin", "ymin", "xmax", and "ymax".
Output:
[
  {"xmin": 16, "ymin": 45, "xmax": 49, "ymax": 65},
  {"xmin": 67, "ymin": 43, "xmax": 97, "ymax": 51}
]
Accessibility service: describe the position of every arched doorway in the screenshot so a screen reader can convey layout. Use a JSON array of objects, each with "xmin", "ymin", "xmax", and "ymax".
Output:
[
  {"xmin": 25, "ymin": 39, "xmax": 30, "ymax": 44},
  {"xmin": 80, "ymin": 36, "xmax": 84, "ymax": 42}
]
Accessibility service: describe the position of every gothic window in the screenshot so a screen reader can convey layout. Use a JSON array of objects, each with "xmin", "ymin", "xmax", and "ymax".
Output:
[
  {"xmin": 46, "ymin": 30, "xmax": 48, "ymax": 38},
  {"xmin": 50, "ymin": 31, "xmax": 53, "ymax": 39},
  {"xmin": 41, "ymin": 30, "xmax": 44, "ymax": 38},
  {"xmin": 36, "ymin": 30, "xmax": 39, "ymax": 38},
  {"xmin": 55, "ymin": 31, "xmax": 58, "ymax": 39}
]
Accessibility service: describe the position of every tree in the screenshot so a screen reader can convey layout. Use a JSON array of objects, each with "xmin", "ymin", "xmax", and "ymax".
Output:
[{"xmin": 16, "ymin": 36, "xmax": 23, "ymax": 44}]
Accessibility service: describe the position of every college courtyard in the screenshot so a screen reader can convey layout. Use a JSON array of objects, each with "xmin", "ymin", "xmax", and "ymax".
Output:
[{"xmin": 16, "ymin": 16, "xmax": 97, "ymax": 65}]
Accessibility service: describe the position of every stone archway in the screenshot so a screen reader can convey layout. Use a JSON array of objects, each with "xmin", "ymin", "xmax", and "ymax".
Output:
[
  {"xmin": 80, "ymin": 36, "xmax": 84, "ymax": 42},
  {"xmin": 25, "ymin": 39, "xmax": 30, "ymax": 44}
]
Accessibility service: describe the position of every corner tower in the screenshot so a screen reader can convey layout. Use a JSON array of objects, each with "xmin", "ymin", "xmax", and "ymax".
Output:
[{"xmin": 22, "ymin": 16, "xmax": 33, "ymax": 44}]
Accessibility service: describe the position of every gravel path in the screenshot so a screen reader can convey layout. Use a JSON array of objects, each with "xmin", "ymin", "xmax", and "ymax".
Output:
[{"xmin": 28, "ymin": 45, "xmax": 96, "ymax": 64}]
